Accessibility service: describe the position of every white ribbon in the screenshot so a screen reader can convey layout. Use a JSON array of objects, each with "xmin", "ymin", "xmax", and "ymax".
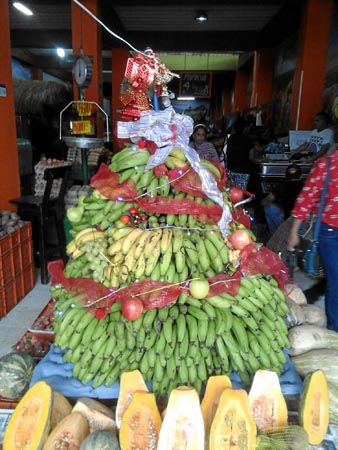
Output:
[{"xmin": 117, "ymin": 107, "xmax": 232, "ymax": 235}]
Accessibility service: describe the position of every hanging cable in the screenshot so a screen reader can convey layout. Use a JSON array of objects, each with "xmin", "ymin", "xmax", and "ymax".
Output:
[{"xmin": 72, "ymin": 0, "xmax": 154, "ymax": 58}]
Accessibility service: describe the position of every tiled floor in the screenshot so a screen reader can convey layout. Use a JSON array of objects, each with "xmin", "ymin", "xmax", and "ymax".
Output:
[{"xmin": 0, "ymin": 269, "xmax": 51, "ymax": 358}]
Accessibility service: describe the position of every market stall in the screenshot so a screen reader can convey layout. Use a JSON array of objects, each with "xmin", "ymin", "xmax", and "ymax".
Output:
[{"xmin": 1, "ymin": 46, "xmax": 338, "ymax": 450}]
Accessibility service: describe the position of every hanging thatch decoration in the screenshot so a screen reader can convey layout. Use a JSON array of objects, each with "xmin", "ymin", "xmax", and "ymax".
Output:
[{"xmin": 14, "ymin": 79, "xmax": 72, "ymax": 115}]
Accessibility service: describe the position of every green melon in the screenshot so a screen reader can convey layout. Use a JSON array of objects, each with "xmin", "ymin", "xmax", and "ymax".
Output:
[
  {"xmin": 79, "ymin": 430, "xmax": 120, "ymax": 450},
  {"xmin": 0, "ymin": 352, "xmax": 35, "ymax": 399}
]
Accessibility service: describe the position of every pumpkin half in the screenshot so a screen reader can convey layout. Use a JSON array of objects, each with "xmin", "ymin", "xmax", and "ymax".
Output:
[
  {"xmin": 50, "ymin": 390, "xmax": 73, "ymax": 430},
  {"xmin": 201, "ymin": 375, "xmax": 232, "ymax": 449},
  {"xmin": 248, "ymin": 369, "xmax": 288, "ymax": 432},
  {"xmin": 157, "ymin": 386, "xmax": 205, "ymax": 450},
  {"xmin": 115, "ymin": 369, "xmax": 149, "ymax": 428},
  {"xmin": 3, "ymin": 380, "xmax": 53, "ymax": 450},
  {"xmin": 43, "ymin": 411, "xmax": 90, "ymax": 450},
  {"xmin": 299, "ymin": 369, "xmax": 329, "ymax": 445},
  {"xmin": 119, "ymin": 391, "xmax": 162, "ymax": 450},
  {"xmin": 73, "ymin": 397, "xmax": 117, "ymax": 434},
  {"xmin": 209, "ymin": 388, "xmax": 256, "ymax": 450}
]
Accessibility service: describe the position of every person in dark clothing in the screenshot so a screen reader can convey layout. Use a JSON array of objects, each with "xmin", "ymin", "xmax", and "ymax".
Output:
[
  {"xmin": 262, "ymin": 164, "xmax": 304, "ymax": 235},
  {"xmin": 226, "ymin": 119, "xmax": 253, "ymax": 189}
]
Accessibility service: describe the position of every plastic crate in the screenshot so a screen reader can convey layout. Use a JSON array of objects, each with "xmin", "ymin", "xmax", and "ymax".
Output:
[
  {"xmin": 0, "ymin": 224, "xmax": 36, "ymax": 318},
  {"xmin": 0, "ymin": 228, "xmax": 20, "ymax": 254},
  {"xmin": 0, "ymin": 223, "xmax": 33, "ymax": 287},
  {"xmin": 0, "ymin": 279, "xmax": 17, "ymax": 318},
  {"xmin": 0, "ymin": 263, "xmax": 35, "ymax": 319},
  {"xmin": 0, "ymin": 248, "xmax": 16, "ymax": 285}
]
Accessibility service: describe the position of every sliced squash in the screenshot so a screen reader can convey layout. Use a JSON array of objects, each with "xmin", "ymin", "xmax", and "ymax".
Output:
[
  {"xmin": 248, "ymin": 369, "xmax": 288, "ymax": 431},
  {"xmin": 299, "ymin": 369, "xmax": 329, "ymax": 445},
  {"xmin": 43, "ymin": 411, "xmax": 89, "ymax": 450},
  {"xmin": 119, "ymin": 391, "xmax": 162, "ymax": 450},
  {"xmin": 3, "ymin": 380, "xmax": 53, "ymax": 450},
  {"xmin": 51, "ymin": 390, "xmax": 73, "ymax": 430},
  {"xmin": 209, "ymin": 388, "xmax": 256, "ymax": 450},
  {"xmin": 115, "ymin": 369, "xmax": 149, "ymax": 428},
  {"xmin": 201, "ymin": 375, "xmax": 232, "ymax": 449},
  {"xmin": 157, "ymin": 386, "xmax": 204, "ymax": 450},
  {"xmin": 73, "ymin": 397, "xmax": 117, "ymax": 434}
]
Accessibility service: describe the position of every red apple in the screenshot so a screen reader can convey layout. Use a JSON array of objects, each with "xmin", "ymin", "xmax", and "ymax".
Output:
[
  {"xmin": 121, "ymin": 298, "xmax": 144, "ymax": 321},
  {"xmin": 228, "ymin": 229, "xmax": 252, "ymax": 250},
  {"xmin": 229, "ymin": 186, "xmax": 244, "ymax": 203}
]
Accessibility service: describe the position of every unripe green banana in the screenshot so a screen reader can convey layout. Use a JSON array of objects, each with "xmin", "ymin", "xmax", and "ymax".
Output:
[
  {"xmin": 172, "ymin": 228, "xmax": 184, "ymax": 253},
  {"xmin": 187, "ymin": 305, "xmax": 209, "ymax": 321},
  {"xmin": 197, "ymin": 319, "xmax": 209, "ymax": 344},
  {"xmin": 231, "ymin": 316, "xmax": 249, "ymax": 353},
  {"xmin": 196, "ymin": 239, "xmax": 211, "ymax": 271}
]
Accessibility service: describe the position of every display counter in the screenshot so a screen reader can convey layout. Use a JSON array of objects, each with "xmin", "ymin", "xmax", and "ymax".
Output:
[
  {"xmin": 248, "ymin": 153, "xmax": 313, "ymax": 221},
  {"xmin": 250, "ymin": 154, "xmax": 312, "ymax": 183}
]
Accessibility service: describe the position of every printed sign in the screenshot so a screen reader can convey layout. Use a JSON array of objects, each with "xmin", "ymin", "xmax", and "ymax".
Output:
[{"xmin": 179, "ymin": 72, "xmax": 212, "ymax": 98}]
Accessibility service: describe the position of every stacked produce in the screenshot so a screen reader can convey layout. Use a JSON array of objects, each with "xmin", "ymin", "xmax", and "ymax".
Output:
[
  {"xmin": 47, "ymin": 142, "xmax": 291, "ymax": 395},
  {"xmin": 0, "ymin": 210, "xmax": 26, "ymax": 237},
  {"xmin": 288, "ymin": 323, "xmax": 338, "ymax": 426},
  {"xmin": 5, "ymin": 368, "xmax": 329, "ymax": 449}
]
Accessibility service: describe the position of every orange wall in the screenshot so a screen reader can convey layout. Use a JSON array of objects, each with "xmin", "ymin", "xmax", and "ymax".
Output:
[
  {"xmin": 0, "ymin": 1, "xmax": 20, "ymax": 210},
  {"xmin": 250, "ymin": 48, "xmax": 274, "ymax": 108},
  {"xmin": 290, "ymin": 0, "xmax": 333, "ymax": 129},
  {"xmin": 232, "ymin": 70, "xmax": 249, "ymax": 111}
]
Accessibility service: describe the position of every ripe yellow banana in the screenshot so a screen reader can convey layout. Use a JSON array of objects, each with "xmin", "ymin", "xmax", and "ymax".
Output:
[
  {"xmin": 121, "ymin": 228, "xmax": 144, "ymax": 255},
  {"xmin": 144, "ymin": 229, "xmax": 163, "ymax": 259},
  {"xmin": 160, "ymin": 228, "xmax": 173, "ymax": 254},
  {"xmin": 75, "ymin": 229, "xmax": 104, "ymax": 247}
]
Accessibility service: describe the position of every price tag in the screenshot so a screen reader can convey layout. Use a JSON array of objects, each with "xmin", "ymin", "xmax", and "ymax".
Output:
[
  {"xmin": 72, "ymin": 120, "xmax": 91, "ymax": 135},
  {"xmin": 76, "ymin": 103, "xmax": 92, "ymax": 116}
]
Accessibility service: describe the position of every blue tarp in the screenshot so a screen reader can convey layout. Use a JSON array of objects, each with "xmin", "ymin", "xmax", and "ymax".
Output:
[{"xmin": 31, "ymin": 345, "xmax": 303, "ymax": 399}]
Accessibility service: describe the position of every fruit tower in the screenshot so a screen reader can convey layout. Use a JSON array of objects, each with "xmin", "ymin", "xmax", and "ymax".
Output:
[{"xmin": 49, "ymin": 52, "xmax": 291, "ymax": 396}]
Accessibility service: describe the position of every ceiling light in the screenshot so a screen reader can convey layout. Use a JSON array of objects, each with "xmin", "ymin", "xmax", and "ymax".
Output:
[
  {"xmin": 56, "ymin": 48, "xmax": 65, "ymax": 58},
  {"xmin": 195, "ymin": 10, "xmax": 208, "ymax": 22},
  {"xmin": 13, "ymin": 2, "xmax": 33, "ymax": 15}
]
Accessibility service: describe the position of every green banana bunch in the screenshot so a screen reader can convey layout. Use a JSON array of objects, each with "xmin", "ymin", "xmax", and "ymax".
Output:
[{"xmin": 109, "ymin": 147, "xmax": 150, "ymax": 172}]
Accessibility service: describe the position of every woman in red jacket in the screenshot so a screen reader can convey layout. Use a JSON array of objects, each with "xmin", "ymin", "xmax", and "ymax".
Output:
[{"xmin": 287, "ymin": 147, "xmax": 338, "ymax": 332}]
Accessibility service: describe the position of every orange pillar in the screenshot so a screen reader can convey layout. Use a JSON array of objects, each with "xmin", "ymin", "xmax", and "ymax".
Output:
[
  {"xmin": 232, "ymin": 70, "xmax": 249, "ymax": 112},
  {"xmin": 290, "ymin": 0, "xmax": 333, "ymax": 130},
  {"xmin": 71, "ymin": 0, "xmax": 103, "ymax": 133},
  {"xmin": 0, "ymin": 1, "xmax": 20, "ymax": 210},
  {"xmin": 250, "ymin": 48, "xmax": 274, "ymax": 108},
  {"xmin": 111, "ymin": 48, "xmax": 129, "ymax": 150}
]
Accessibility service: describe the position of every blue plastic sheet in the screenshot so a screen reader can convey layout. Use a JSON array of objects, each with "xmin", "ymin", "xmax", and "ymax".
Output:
[{"xmin": 31, "ymin": 346, "xmax": 302, "ymax": 399}]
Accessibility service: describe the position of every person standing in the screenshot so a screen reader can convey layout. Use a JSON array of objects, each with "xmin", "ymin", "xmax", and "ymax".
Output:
[
  {"xmin": 287, "ymin": 146, "xmax": 338, "ymax": 332},
  {"xmin": 189, "ymin": 124, "xmax": 219, "ymax": 161},
  {"xmin": 226, "ymin": 119, "xmax": 253, "ymax": 190},
  {"xmin": 290, "ymin": 111, "xmax": 335, "ymax": 163}
]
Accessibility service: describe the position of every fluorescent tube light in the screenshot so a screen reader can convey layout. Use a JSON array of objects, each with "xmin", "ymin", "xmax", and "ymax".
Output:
[
  {"xmin": 13, "ymin": 2, "xmax": 33, "ymax": 15},
  {"xmin": 177, "ymin": 96, "xmax": 195, "ymax": 101}
]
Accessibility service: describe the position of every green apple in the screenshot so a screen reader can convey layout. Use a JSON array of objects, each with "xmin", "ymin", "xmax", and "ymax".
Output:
[{"xmin": 189, "ymin": 279, "xmax": 210, "ymax": 299}]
